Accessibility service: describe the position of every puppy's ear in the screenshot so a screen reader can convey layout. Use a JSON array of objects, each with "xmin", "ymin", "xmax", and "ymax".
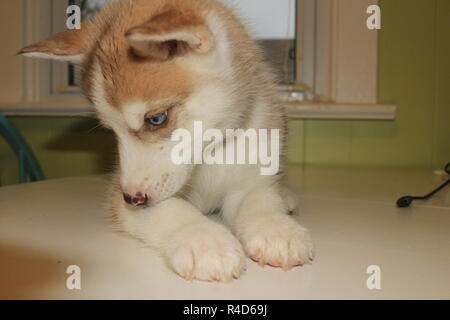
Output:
[
  {"xmin": 18, "ymin": 21, "xmax": 93, "ymax": 64},
  {"xmin": 125, "ymin": 10, "xmax": 214, "ymax": 60}
]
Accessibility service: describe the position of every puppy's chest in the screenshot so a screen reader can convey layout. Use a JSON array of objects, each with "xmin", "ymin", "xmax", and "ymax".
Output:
[{"xmin": 185, "ymin": 165, "xmax": 235, "ymax": 213}]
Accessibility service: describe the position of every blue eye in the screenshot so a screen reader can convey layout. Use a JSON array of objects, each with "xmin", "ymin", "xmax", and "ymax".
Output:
[{"xmin": 146, "ymin": 111, "xmax": 168, "ymax": 126}]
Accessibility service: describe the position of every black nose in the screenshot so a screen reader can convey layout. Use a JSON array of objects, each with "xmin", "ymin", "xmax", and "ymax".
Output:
[{"xmin": 123, "ymin": 193, "xmax": 149, "ymax": 206}]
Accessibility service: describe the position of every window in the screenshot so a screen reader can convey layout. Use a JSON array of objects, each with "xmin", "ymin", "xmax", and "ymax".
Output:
[
  {"xmin": 67, "ymin": 0, "xmax": 111, "ymax": 86},
  {"xmin": 67, "ymin": 0, "xmax": 297, "ymax": 86},
  {"xmin": 11, "ymin": 0, "xmax": 394, "ymax": 119},
  {"xmin": 227, "ymin": 0, "xmax": 297, "ymax": 84}
]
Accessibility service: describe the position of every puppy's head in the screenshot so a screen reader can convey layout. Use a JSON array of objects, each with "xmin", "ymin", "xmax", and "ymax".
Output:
[{"xmin": 19, "ymin": 0, "xmax": 242, "ymax": 206}]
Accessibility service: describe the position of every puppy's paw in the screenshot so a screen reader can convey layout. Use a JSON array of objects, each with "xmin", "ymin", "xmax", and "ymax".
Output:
[
  {"xmin": 165, "ymin": 221, "xmax": 246, "ymax": 282},
  {"xmin": 238, "ymin": 215, "xmax": 314, "ymax": 269}
]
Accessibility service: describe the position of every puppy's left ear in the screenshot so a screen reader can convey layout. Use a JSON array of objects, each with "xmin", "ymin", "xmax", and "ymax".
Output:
[
  {"xmin": 125, "ymin": 10, "xmax": 215, "ymax": 60},
  {"xmin": 18, "ymin": 21, "xmax": 93, "ymax": 64}
]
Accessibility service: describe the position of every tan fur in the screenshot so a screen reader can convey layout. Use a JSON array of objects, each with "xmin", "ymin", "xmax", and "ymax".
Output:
[
  {"xmin": 18, "ymin": 21, "xmax": 93, "ymax": 57},
  {"xmin": 82, "ymin": 0, "xmax": 202, "ymax": 108}
]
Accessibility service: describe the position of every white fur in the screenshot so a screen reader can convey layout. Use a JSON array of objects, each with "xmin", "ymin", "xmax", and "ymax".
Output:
[
  {"xmin": 21, "ymin": 52, "xmax": 84, "ymax": 64},
  {"xmin": 122, "ymin": 102, "xmax": 150, "ymax": 131},
  {"xmin": 127, "ymin": 31, "xmax": 203, "ymax": 48}
]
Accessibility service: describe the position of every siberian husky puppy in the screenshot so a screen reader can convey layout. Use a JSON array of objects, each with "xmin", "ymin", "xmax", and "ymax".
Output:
[{"xmin": 20, "ymin": 0, "xmax": 314, "ymax": 282}]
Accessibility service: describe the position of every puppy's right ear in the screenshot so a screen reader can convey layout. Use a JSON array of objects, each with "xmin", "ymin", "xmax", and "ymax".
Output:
[
  {"xmin": 125, "ymin": 10, "xmax": 214, "ymax": 60},
  {"xmin": 18, "ymin": 21, "xmax": 93, "ymax": 64}
]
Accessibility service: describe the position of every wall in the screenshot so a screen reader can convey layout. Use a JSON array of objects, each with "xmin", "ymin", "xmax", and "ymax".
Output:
[
  {"xmin": 0, "ymin": 117, "xmax": 115, "ymax": 185},
  {"xmin": 0, "ymin": 1, "xmax": 22, "ymax": 103},
  {"xmin": 288, "ymin": 0, "xmax": 449, "ymax": 168},
  {"xmin": 0, "ymin": 0, "xmax": 449, "ymax": 186}
]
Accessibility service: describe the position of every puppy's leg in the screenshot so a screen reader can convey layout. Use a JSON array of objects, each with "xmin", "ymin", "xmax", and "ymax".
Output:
[
  {"xmin": 223, "ymin": 184, "xmax": 314, "ymax": 269},
  {"xmin": 111, "ymin": 192, "xmax": 246, "ymax": 282},
  {"xmin": 280, "ymin": 185, "xmax": 299, "ymax": 215}
]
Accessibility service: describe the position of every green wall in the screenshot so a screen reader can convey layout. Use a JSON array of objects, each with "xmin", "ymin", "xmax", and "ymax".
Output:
[
  {"xmin": 288, "ymin": 0, "xmax": 449, "ymax": 168},
  {"xmin": 1, "ymin": 0, "xmax": 449, "ymax": 186},
  {"xmin": 0, "ymin": 117, "xmax": 116, "ymax": 186}
]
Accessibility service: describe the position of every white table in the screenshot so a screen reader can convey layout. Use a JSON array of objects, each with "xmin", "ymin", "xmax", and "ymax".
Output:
[{"xmin": 0, "ymin": 165, "xmax": 449, "ymax": 299}]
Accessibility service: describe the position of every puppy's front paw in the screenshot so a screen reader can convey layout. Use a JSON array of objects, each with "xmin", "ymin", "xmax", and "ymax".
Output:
[
  {"xmin": 238, "ymin": 215, "xmax": 314, "ymax": 269},
  {"xmin": 166, "ymin": 222, "xmax": 246, "ymax": 282}
]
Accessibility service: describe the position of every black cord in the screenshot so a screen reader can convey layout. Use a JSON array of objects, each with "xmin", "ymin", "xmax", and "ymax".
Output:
[{"xmin": 396, "ymin": 162, "xmax": 450, "ymax": 208}]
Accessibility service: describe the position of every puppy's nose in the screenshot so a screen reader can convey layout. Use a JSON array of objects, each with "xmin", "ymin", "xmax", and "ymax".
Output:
[{"xmin": 123, "ymin": 192, "xmax": 149, "ymax": 206}]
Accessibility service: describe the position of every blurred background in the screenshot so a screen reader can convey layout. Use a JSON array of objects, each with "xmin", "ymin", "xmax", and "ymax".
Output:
[{"xmin": 0, "ymin": 0, "xmax": 449, "ymax": 186}]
